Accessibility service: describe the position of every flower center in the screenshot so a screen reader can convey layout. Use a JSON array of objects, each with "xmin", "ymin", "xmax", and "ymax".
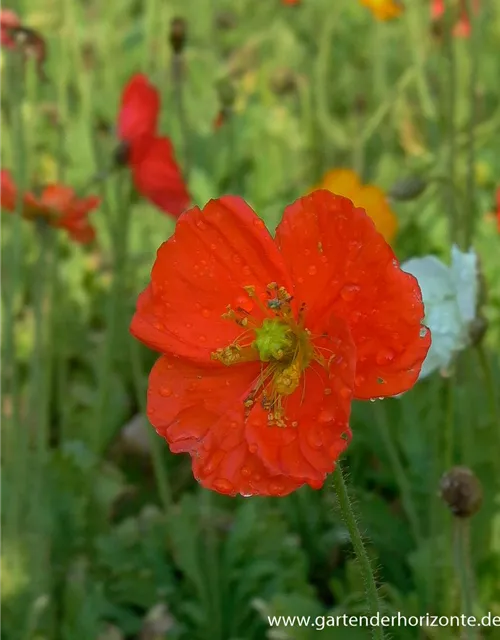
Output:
[{"xmin": 211, "ymin": 283, "xmax": 318, "ymax": 427}]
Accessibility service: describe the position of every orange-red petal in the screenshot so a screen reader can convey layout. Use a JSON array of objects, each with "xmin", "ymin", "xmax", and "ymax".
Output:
[
  {"xmin": 130, "ymin": 196, "xmax": 294, "ymax": 363},
  {"xmin": 275, "ymin": 190, "xmax": 430, "ymax": 399},
  {"xmin": 245, "ymin": 314, "xmax": 356, "ymax": 486},
  {"xmin": 117, "ymin": 74, "xmax": 160, "ymax": 142},
  {"xmin": 129, "ymin": 135, "xmax": 190, "ymax": 217},
  {"xmin": 148, "ymin": 355, "xmax": 303, "ymax": 496},
  {"xmin": 0, "ymin": 170, "xmax": 17, "ymax": 210}
]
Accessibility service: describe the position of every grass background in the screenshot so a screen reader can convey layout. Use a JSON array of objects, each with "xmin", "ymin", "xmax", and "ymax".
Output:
[{"xmin": 1, "ymin": 0, "xmax": 500, "ymax": 638}]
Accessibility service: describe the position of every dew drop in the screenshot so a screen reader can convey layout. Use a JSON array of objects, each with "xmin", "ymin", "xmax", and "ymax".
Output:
[
  {"xmin": 160, "ymin": 387, "xmax": 172, "ymax": 397},
  {"xmin": 253, "ymin": 218, "xmax": 265, "ymax": 228},
  {"xmin": 153, "ymin": 321, "xmax": 164, "ymax": 331},
  {"xmin": 308, "ymin": 265, "xmax": 318, "ymax": 276},
  {"xmin": 376, "ymin": 348, "xmax": 395, "ymax": 365},
  {"xmin": 241, "ymin": 466, "xmax": 251, "ymax": 477},
  {"xmin": 339, "ymin": 387, "xmax": 351, "ymax": 399},
  {"xmin": 340, "ymin": 284, "xmax": 360, "ymax": 302},
  {"xmin": 201, "ymin": 308, "xmax": 211, "ymax": 318},
  {"xmin": 291, "ymin": 421, "xmax": 299, "ymax": 427},
  {"xmin": 355, "ymin": 374, "xmax": 365, "ymax": 386},
  {"xmin": 253, "ymin": 473, "xmax": 262, "ymax": 482},
  {"xmin": 213, "ymin": 478, "xmax": 234, "ymax": 494},
  {"xmin": 419, "ymin": 326, "xmax": 428, "ymax": 338},
  {"xmin": 232, "ymin": 254, "xmax": 242, "ymax": 264},
  {"xmin": 306, "ymin": 427, "xmax": 323, "ymax": 449},
  {"xmin": 268, "ymin": 481, "xmax": 285, "ymax": 496},
  {"xmin": 249, "ymin": 444, "xmax": 258, "ymax": 454},
  {"xmin": 297, "ymin": 277, "xmax": 304, "ymax": 284},
  {"xmin": 242, "ymin": 265, "xmax": 251, "ymax": 276},
  {"xmin": 318, "ymin": 409, "xmax": 334, "ymax": 424},
  {"xmin": 203, "ymin": 451, "xmax": 224, "ymax": 475},
  {"xmin": 199, "ymin": 335, "xmax": 207, "ymax": 343},
  {"xmin": 166, "ymin": 363, "xmax": 174, "ymax": 370},
  {"xmin": 324, "ymin": 387, "xmax": 332, "ymax": 395},
  {"xmin": 210, "ymin": 243, "xmax": 217, "ymax": 250}
]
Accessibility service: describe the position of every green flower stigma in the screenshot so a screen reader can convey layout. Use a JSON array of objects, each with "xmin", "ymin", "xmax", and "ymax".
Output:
[{"xmin": 253, "ymin": 319, "xmax": 295, "ymax": 362}]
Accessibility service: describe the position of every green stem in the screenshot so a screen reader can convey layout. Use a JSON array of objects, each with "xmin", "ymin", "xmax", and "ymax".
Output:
[
  {"xmin": 404, "ymin": 0, "xmax": 435, "ymax": 119},
  {"xmin": 4, "ymin": 51, "xmax": 28, "ymax": 546},
  {"xmin": 129, "ymin": 341, "xmax": 173, "ymax": 511},
  {"xmin": 313, "ymin": 6, "xmax": 349, "ymax": 151},
  {"xmin": 332, "ymin": 465, "xmax": 384, "ymax": 640},
  {"xmin": 476, "ymin": 344, "xmax": 500, "ymax": 431},
  {"xmin": 453, "ymin": 518, "xmax": 477, "ymax": 640},
  {"xmin": 373, "ymin": 403, "xmax": 422, "ymax": 546},
  {"xmin": 463, "ymin": 0, "xmax": 480, "ymax": 248},
  {"xmin": 443, "ymin": 0, "xmax": 459, "ymax": 245},
  {"xmin": 172, "ymin": 53, "xmax": 191, "ymax": 179}
]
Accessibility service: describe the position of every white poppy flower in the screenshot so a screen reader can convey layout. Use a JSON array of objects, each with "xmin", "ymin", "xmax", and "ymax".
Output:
[{"xmin": 401, "ymin": 245, "xmax": 478, "ymax": 379}]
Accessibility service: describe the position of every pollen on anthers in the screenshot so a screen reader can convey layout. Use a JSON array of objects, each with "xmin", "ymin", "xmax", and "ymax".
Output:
[{"xmin": 211, "ymin": 282, "xmax": 316, "ymax": 427}]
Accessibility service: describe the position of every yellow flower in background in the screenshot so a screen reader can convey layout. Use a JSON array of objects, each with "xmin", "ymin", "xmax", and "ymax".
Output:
[
  {"xmin": 313, "ymin": 169, "xmax": 398, "ymax": 243},
  {"xmin": 360, "ymin": 0, "xmax": 404, "ymax": 21}
]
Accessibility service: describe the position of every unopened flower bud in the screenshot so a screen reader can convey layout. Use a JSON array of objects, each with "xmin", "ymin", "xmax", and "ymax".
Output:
[
  {"xmin": 270, "ymin": 68, "xmax": 297, "ymax": 96},
  {"xmin": 169, "ymin": 17, "xmax": 187, "ymax": 54},
  {"xmin": 389, "ymin": 176, "xmax": 428, "ymax": 202},
  {"xmin": 440, "ymin": 466, "xmax": 483, "ymax": 518},
  {"xmin": 469, "ymin": 315, "xmax": 488, "ymax": 347},
  {"xmin": 113, "ymin": 141, "xmax": 130, "ymax": 167},
  {"xmin": 216, "ymin": 79, "xmax": 236, "ymax": 109}
]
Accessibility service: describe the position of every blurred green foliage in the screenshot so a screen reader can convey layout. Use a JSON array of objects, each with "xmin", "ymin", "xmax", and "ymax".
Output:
[{"xmin": 1, "ymin": 0, "xmax": 499, "ymax": 639}]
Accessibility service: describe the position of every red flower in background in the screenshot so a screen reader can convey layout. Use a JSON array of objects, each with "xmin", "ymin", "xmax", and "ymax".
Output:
[
  {"xmin": 0, "ymin": 9, "xmax": 20, "ymax": 48},
  {"xmin": 282, "ymin": 0, "xmax": 301, "ymax": 5},
  {"xmin": 1, "ymin": 170, "xmax": 99, "ymax": 243},
  {"xmin": 131, "ymin": 191, "xmax": 430, "ymax": 497},
  {"xmin": 431, "ymin": 0, "xmax": 480, "ymax": 38},
  {"xmin": 0, "ymin": 9, "xmax": 47, "ymax": 78},
  {"xmin": 116, "ymin": 74, "xmax": 190, "ymax": 218}
]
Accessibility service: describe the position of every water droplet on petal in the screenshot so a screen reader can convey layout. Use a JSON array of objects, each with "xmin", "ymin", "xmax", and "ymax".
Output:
[
  {"xmin": 213, "ymin": 478, "xmax": 234, "ymax": 494},
  {"xmin": 376, "ymin": 348, "xmax": 395, "ymax": 365},
  {"xmin": 268, "ymin": 481, "xmax": 285, "ymax": 496},
  {"xmin": 340, "ymin": 284, "xmax": 360, "ymax": 302},
  {"xmin": 160, "ymin": 386, "xmax": 172, "ymax": 397},
  {"xmin": 324, "ymin": 387, "xmax": 332, "ymax": 395},
  {"xmin": 201, "ymin": 308, "xmax": 211, "ymax": 318},
  {"xmin": 339, "ymin": 387, "xmax": 351, "ymax": 399},
  {"xmin": 297, "ymin": 277, "xmax": 304, "ymax": 284},
  {"xmin": 308, "ymin": 265, "xmax": 317, "ymax": 276},
  {"xmin": 241, "ymin": 466, "xmax": 251, "ymax": 477},
  {"xmin": 242, "ymin": 265, "xmax": 251, "ymax": 276},
  {"xmin": 199, "ymin": 335, "xmax": 207, "ymax": 343},
  {"xmin": 306, "ymin": 426, "xmax": 323, "ymax": 449},
  {"xmin": 249, "ymin": 444, "xmax": 258, "ymax": 454},
  {"xmin": 420, "ymin": 326, "xmax": 428, "ymax": 338},
  {"xmin": 318, "ymin": 409, "xmax": 334, "ymax": 424},
  {"xmin": 355, "ymin": 374, "xmax": 365, "ymax": 386}
]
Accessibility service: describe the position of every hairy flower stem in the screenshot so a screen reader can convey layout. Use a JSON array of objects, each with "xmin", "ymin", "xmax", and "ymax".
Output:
[
  {"xmin": 172, "ymin": 53, "xmax": 190, "ymax": 179},
  {"xmin": 332, "ymin": 465, "xmax": 385, "ymax": 640},
  {"xmin": 453, "ymin": 518, "xmax": 477, "ymax": 640}
]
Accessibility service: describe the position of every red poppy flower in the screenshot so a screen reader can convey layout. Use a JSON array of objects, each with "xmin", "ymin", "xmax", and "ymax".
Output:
[
  {"xmin": 282, "ymin": 0, "xmax": 301, "ymax": 5},
  {"xmin": 1, "ymin": 170, "xmax": 99, "ymax": 243},
  {"xmin": 1, "ymin": 9, "xmax": 20, "ymax": 48},
  {"xmin": 431, "ymin": 0, "xmax": 479, "ymax": 38},
  {"xmin": 116, "ymin": 74, "xmax": 190, "ymax": 218},
  {"xmin": 130, "ymin": 191, "xmax": 430, "ymax": 497}
]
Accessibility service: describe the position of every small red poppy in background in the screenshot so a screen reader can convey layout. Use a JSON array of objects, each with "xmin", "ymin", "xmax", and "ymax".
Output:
[
  {"xmin": 0, "ymin": 8, "xmax": 47, "ymax": 78},
  {"xmin": 1, "ymin": 8, "xmax": 20, "ymax": 48},
  {"xmin": 116, "ymin": 74, "xmax": 190, "ymax": 218},
  {"xmin": 282, "ymin": 0, "xmax": 301, "ymax": 5},
  {"xmin": 131, "ymin": 191, "xmax": 430, "ymax": 497},
  {"xmin": 495, "ymin": 188, "xmax": 500, "ymax": 233},
  {"xmin": 1, "ymin": 170, "xmax": 99, "ymax": 243},
  {"xmin": 431, "ymin": 0, "xmax": 480, "ymax": 38}
]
